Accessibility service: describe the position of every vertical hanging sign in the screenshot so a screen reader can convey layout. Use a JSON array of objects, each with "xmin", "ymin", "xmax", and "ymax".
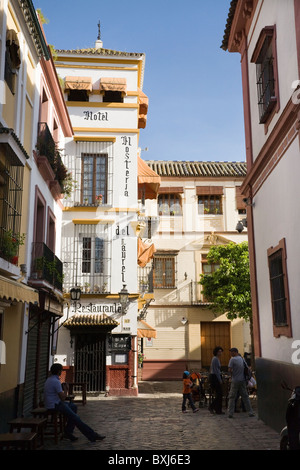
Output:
[{"xmin": 121, "ymin": 136, "xmax": 132, "ymax": 198}]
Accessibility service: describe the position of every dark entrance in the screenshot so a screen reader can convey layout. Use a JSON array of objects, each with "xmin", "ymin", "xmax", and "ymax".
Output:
[{"xmin": 74, "ymin": 333, "xmax": 106, "ymax": 392}]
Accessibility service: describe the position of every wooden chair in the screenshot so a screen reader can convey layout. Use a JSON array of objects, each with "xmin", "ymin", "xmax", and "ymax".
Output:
[
  {"xmin": 31, "ymin": 408, "xmax": 65, "ymax": 444},
  {"xmin": 0, "ymin": 432, "xmax": 38, "ymax": 450},
  {"xmin": 8, "ymin": 417, "xmax": 47, "ymax": 448}
]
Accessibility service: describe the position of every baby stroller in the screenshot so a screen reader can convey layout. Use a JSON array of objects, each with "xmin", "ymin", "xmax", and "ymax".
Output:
[{"xmin": 190, "ymin": 372, "xmax": 207, "ymax": 408}]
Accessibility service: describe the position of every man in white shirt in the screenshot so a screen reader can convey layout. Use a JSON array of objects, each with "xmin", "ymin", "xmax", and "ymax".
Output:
[
  {"xmin": 227, "ymin": 348, "xmax": 255, "ymax": 419},
  {"xmin": 44, "ymin": 363, "xmax": 105, "ymax": 442}
]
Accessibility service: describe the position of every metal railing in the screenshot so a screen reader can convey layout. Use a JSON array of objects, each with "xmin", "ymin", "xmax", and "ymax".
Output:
[
  {"xmin": 36, "ymin": 122, "xmax": 56, "ymax": 168},
  {"xmin": 30, "ymin": 242, "xmax": 63, "ymax": 291},
  {"xmin": 138, "ymin": 264, "xmax": 154, "ymax": 294}
]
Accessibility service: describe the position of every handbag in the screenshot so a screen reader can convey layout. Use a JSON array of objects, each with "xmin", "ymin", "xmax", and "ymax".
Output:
[{"xmin": 243, "ymin": 358, "xmax": 252, "ymax": 382}]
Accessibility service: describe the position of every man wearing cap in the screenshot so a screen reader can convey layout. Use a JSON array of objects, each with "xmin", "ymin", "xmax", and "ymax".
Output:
[{"xmin": 227, "ymin": 348, "xmax": 255, "ymax": 418}]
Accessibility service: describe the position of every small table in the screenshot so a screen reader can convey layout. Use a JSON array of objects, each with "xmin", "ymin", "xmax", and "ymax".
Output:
[{"xmin": 8, "ymin": 417, "xmax": 47, "ymax": 448}]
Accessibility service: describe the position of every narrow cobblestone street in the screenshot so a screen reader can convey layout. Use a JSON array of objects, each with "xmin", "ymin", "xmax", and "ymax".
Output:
[{"xmin": 43, "ymin": 381, "xmax": 280, "ymax": 451}]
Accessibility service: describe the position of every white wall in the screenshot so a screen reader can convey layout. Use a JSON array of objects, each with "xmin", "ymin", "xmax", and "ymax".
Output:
[
  {"xmin": 247, "ymin": 0, "xmax": 298, "ymax": 160},
  {"xmin": 253, "ymin": 138, "xmax": 300, "ymax": 362}
]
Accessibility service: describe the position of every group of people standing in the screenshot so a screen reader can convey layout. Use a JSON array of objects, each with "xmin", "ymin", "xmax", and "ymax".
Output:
[{"xmin": 182, "ymin": 346, "xmax": 255, "ymax": 418}]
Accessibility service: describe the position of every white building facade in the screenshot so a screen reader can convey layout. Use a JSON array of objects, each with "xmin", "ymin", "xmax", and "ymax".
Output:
[
  {"xmin": 138, "ymin": 160, "xmax": 250, "ymax": 380},
  {"xmin": 53, "ymin": 39, "xmax": 148, "ymax": 395},
  {"xmin": 222, "ymin": 0, "xmax": 300, "ymax": 431}
]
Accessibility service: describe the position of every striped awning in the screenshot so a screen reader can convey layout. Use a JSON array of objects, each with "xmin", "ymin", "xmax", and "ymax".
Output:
[
  {"xmin": 137, "ymin": 319, "xmax": 156, "ymax": 339},
  {"xmin": 64, "ymin": 313, "xmax": 119, "ymax": 329},
  {"xmin": 0, "ymin": 275, "xmax": 39, "ymax": 305},
  {"xmin": 64, "ymin": 76, "xmax": 93, "ymax": 92},
  {"xmin": 99, "ymin": 77, "xmax": 127, "ymax": 95}
]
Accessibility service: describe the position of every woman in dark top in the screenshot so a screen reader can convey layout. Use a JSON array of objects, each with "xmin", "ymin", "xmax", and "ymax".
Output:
[{"xmin": 208, "ymin": 346, "xmax": 224, "ymax": 414}]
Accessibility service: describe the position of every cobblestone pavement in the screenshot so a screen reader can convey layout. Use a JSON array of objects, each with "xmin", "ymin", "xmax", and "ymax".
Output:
[{"xmin": 44, "ymin": 381, "xmax": 280, "ymax": 451}]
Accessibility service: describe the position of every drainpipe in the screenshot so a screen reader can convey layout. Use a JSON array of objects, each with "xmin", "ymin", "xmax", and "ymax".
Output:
[{"xmin": 132, "ymin": 335, "xmax": 138, "ymax": 390}]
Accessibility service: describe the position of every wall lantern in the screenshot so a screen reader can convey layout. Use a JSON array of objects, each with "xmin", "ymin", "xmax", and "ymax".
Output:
[
  {"xmin": 70, "ymin": 287, "xmax": 81, "ymax": 302},
  {"xmin": 119, "ymin": 284, "xmax": 129, "ymax": 314},
  {"xmin": 181, "ymin": 317, "xmax": 188, "ymax": 325}
]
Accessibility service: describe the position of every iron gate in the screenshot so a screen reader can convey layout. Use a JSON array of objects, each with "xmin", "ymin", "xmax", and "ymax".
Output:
[{"xmin": 75, "ymin": 333, "xmax": 106, "ymax": 392}]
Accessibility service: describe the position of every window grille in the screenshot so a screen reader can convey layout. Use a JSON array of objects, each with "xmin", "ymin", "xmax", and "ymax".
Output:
[
  {"xmin": 62, "ymin": 223, "xmax": 112, "ymax": 294},
  {"xmin": 0, "ymin": 151, "xmax": 23, "ymax": 262},
  {"xmin": 153, "ymin": 254, "xmax": 177, "ymax": 289},
  {"xmin": 269, "ymin": 249, "xmax": 287, "ymax": 326},
  {"xmin": 158, "ymin": 194, "xmax": 182, "ymax": 216},
  {"xmin": 62, "ymin": 140, "xmax": 113, "ymax": 207}
]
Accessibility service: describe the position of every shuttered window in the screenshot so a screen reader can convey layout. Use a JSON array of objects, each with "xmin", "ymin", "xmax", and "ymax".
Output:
[
  {"xmin": 158, "ymin": 194, "xmax": 182, "ymax": 216},
  {"xmin": 81, "ymin": 153, "xmax": 108, "ymax": 205},
  {"xmin": 267, "ymin": 239, "xmax": 292, "ymax": 338},
  {"xmin": 154, "ymin": 255, "xmax": 176, "ymax": 288}
]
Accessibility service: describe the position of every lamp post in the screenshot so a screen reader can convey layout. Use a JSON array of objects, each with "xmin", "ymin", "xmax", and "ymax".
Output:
[{"xmin": 118, "ymin": 284, "xmax": 129, "ymax": 315}]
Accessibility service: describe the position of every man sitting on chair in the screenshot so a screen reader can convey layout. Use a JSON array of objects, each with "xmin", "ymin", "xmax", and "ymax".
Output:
[{"xmin": 44, "ymin": 363, "xmax": 105, "ymax": 442}]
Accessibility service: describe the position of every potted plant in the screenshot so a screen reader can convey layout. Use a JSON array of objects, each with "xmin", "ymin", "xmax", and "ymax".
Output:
[
  {"xmin": 84, "ymin": 282, "xmax": 90, "ymax": 293},
  {"xmin": 95, "ymin": 194, "xmax": 103, "ymax": 205},
  {"xmin": 138, "ymin": 353, "xmax": 145, "ymax": 367},
  {"xmin": 84, "ymin": 197, "xmax": 89, "ymax": 206},
  {"xmin": 0, "ymin": 230, "xmax": 25, "ymax": 264},
  {"xmin": 204, "ymin": 207, "xmax": 210, "ymax": 214}
]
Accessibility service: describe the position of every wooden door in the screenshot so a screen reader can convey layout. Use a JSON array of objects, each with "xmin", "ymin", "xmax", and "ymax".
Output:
[{"xmin": 200, "ymin": 322, "xmax": 231, "ymax": 370}]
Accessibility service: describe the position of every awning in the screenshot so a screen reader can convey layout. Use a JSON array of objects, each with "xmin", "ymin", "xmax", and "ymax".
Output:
[
  {"xmin": 64, "ymin": 313, "xmax": 119, "ymax": 329},
  {"xmin": 196, "ymin": 186, "xmax": 223, "ymax": 196},
  {"xmin": 158, "ymin": 186, "xmax": 184, "ymax": 194},
  {"xmin": 64, "ymin": 76, "xmax": 93, "ymax": 92},
  {"xmin": 138, "ymin": 88, "xmax": 149, "ymax": 115},
  {"xmin": 138, "ymin": 238, "xmax": 156, "ymax": 268},
  {"xmin": 137, "ymin": 319, "xmax": 157, "ymax": 339},
  {"xmin": 99, "ymin": 78, "xmax": 127, "ymax": 96},
  {"xmin": 138, "ymin": 115, "xmax": 147, "ymax": 129},
  {"xmin": 236, "ymin": 186, "xmax": 246, "ymax": 210},
  {"xmin": 138, "ymin": 156, "xmax": 161, "ymax": 200},
  {"xmin": 0, "ymin": 275, "xmax": 39, "ymax": 305},
  {"xmin": 6, "ymin": 29, "xmax": 21, "ymax": 68}
]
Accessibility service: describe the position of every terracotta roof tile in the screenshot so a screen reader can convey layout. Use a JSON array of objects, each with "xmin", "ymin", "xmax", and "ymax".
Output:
[
  {"xmin": 221, "ymin": 0, "xmax": 239, "ymax": 51},
  {"xmin": 64, "ymin": 314, "xmax": 119, "ymax": 328},
  {"xmin": 56, "ymin": 47, "xmax": 144, "ymax": 58},
  {"xmin": 145, "ymin": 160, "xmax": 247, "ymax": 178}
]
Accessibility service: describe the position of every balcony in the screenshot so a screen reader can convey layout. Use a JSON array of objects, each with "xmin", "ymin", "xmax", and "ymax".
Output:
[
  {"xmin": 29, "ymin": 242, "xmax": 63, "ymax": 292},
  {"xmin": 138, "ymin": 264, "xmax": 154, "ymax": 295}
]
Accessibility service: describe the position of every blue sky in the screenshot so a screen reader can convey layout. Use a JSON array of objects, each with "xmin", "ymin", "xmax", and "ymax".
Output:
[{"xmin": 34, "ymin": 0, "xmax": 245, "ymax": 163}]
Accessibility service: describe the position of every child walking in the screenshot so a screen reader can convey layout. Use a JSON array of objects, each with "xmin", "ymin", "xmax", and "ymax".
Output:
[{"xmin": 182, "ymin": 371, "xmax": 200, "ymax": 413}]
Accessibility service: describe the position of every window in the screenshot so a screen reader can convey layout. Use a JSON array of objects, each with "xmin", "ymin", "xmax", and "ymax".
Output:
[
  {"xmin": 201, "ymin": 254, "xmax": 220, "ymax": 274},
  {"xmin": 268, "ymin": 239, "xmax": 292, "ymax": 338},
  {"xmin": 68, "ymin": 89, "xmax": 89, "ymax": 102},
  {"xmin": 82, "ymin": 237, "xmax": 104, "ymax": 274},
  {"xmin": 81, "ymin": 153, "xmax": 108, "ymax": 204},
  {"xmin": 158, "ymin": 194, "xmax": 182, "ymax": 216},
  {"xmin": 5, "ymin": 29, "xmax": 21, "ymax": 94},
  {"xmin": 153, "ymin": 255, "xmax": 176, "ymax": 288},
  {"xmin": 0, "ymin": 152, "xmax": 23, "ymax": 262},
  {"xmin": 198, "ymin": 195, "xmax": 222, "ymax": 215},
  {"xmin": 251, "ymin": 26, "xmax": 279, "ymax": 125},
  {"xmin": 103, "ymin": 91, "xmax": 123, "ymax": 103}
]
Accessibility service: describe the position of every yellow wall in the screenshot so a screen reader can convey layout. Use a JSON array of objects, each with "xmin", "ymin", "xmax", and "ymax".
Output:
[{"xmin": 0, "ymin": 303, "xmax": 23, "ymax": 393}]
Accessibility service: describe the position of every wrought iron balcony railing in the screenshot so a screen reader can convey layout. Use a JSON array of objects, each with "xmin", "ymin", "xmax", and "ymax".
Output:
[
  {"xmin": 138, "ymin": 265, "xmax": 154, "ymax": 294},
  {"xmin": 30, "ymin": 242, "xmax": 63, "ymax": 291}
]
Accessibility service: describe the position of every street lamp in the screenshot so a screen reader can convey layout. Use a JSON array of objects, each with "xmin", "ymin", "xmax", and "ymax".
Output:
[
  {"xmin": 119, "ymin": 284, "xmax": 129, "ymax": 314},
  {"xmin": 70, "ymin": 287, "xmax": 81, "ymax": 302}
]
